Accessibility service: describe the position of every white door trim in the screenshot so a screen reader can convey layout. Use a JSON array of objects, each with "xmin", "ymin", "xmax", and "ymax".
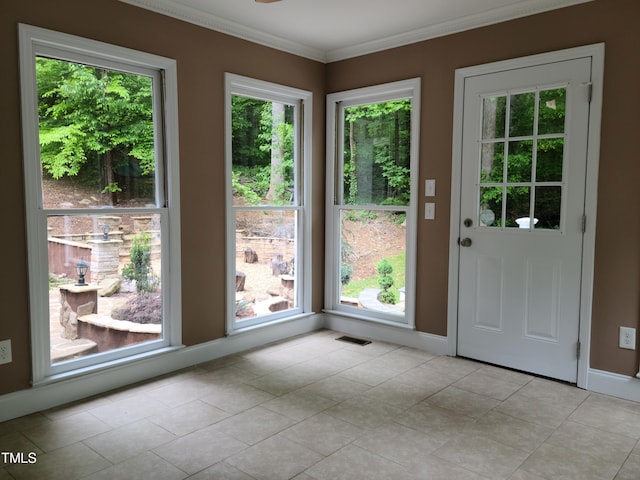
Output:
[{"xmin": 447, "ymin": 44, "xmax": 605, "ymax": 389}]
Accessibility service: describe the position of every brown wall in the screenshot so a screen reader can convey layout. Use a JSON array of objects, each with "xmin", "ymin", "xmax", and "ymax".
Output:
[
  {"xmin": 1, "ymin": 0, "xmax": 638, "ymax": 397},
  {"xmin": 0, "ymin": 0, "xmax": 325, "ymax": 395},
  {"xmin": 327, "ymin": 0, "xmax": 640, "ymax": 376}
]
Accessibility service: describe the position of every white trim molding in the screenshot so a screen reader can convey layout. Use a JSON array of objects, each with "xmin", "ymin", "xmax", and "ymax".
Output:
[
  {"xmin": 323, "ymin": 312, "xmax": 449, "ymax": 356},
  {"xmin": 588, "ymin": 369, "xmax": 640, "ymax": 403}
]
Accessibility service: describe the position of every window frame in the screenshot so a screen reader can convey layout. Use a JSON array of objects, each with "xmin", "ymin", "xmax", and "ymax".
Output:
[
  {"xmin": 224, "ymin": 73, "xmax": 313, "ymax": 334},
  {"xmin": 325, "ymin": 78, "xmax": 421, "ymax": 328},
  {"xmin": 19, "ymin": 24, "xmax": 182, "ymax": 384}
]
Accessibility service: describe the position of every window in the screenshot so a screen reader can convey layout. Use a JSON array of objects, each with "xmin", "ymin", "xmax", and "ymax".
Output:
[
  {"xmin": 479, "ymin": 88, "xmax": 567, "ymax": 230},
  {"xmin": 19, "ymin": 25, "xmax": 181, "ymax": 383},
  {"xmin": 225, "ymin": 74, "xmax": 312, "ymax": 332},
  {"xmin": 325, "ymin": 79, "xmax": 420, "ymax": 327}
]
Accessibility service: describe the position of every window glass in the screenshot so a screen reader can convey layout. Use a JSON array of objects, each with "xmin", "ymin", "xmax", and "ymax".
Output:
[
  {"xmin": 339, "ymin": 210, "xmax": 407, "ymax": 315},
  {"xmin": 37, "ymin": 57, "xmax": 158, "ymax": 209},
  {"xmin": 231, "ymin": 96, "xmax": 295, "ymax": 206},
  {"xmin": 48, "ymin": 214, "xmax": 163, "ymax": 363},
  {"xmin": 343, "ymin": 100, "xmax": 412, "ymax": 206},
  {"xmin": 482, "ymin": 96, "xmax": 506, "ymax": 140},
  {"xmin": 478, "ymin": 87, "xmax": 567, "ymax": 231},
  {"xmin": 509, "ymin": 91, "xmax": 535, "ymax": 137}
]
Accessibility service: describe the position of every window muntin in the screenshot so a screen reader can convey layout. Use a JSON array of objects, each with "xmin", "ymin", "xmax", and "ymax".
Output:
[
  {"xmin": 20, "ymin": 25, "xmax": 181, "ymax": 382},
  {"xmin": 226, "ymin": 74, "xmax": 311, "ymax": 332},
  {"xmin": 326, "ymin": 79, "xmax": 420, "ymax": 326},
  {"xmin": 478, "ymin": 87, "xmax": 566, "ymax": 230}
]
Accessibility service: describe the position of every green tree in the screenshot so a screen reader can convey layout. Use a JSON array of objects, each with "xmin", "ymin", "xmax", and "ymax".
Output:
[
  {"xmin": 122, "ymin": 232, "xmax": 159, "ymax": 293},
  {"xmin": 231, "ymin": 96, "xmax": 294, "ymax": 205},
  {"xmin": 36, "ymin": 57, "xmax": 155, "ymax": 204},
  {"xmin": 377, "ymin": 259, "xmax": 397, "ymax": 305},
  {"xmin": 480, "ymin": 89, "xmax": 566, "ymax": 228},
  {"xmin": 343, "ymin": 100, "xmax": 412, "ymax": 206}
]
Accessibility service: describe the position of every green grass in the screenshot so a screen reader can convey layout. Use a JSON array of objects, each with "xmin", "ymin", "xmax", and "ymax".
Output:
[{"xmin": 342, "ymin": 252, "xmax": 405, "ymax": 300}]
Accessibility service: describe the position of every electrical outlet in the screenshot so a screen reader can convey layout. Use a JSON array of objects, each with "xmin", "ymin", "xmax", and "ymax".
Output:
[
  {"xmin": 0, "ymin": 339, "xmax": 12, "ymax": 365},
  {"xmin": 619, "ymin": 327, "xmax": 636, "ymax": 350}
]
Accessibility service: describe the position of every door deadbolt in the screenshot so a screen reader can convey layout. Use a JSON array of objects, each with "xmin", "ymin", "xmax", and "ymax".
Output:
[
  {"xmin": 463, "ymin": 218, "xmax": 473, "ymax": 228},
  {"xmin": 459, "ymin": 237, "xmax": 472, "ymax": 247}
]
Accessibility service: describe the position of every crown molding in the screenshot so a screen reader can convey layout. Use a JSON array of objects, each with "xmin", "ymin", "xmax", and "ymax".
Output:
[
  {"xmin": 119, "ymin": 0, "xmax": 593, "ymax": 64},
  {"xmin": 326, "ymin": 0, "xmax": 593, "ymax": 62},
  {"xmin": 118, "ymin": 0, "xmax": 327, "ymax": 62}
]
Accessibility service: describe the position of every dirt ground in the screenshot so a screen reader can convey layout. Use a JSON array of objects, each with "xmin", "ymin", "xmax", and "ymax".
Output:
[{"xmin": 341, "ymin": 214, "xmax": 406, "ymax": 281}]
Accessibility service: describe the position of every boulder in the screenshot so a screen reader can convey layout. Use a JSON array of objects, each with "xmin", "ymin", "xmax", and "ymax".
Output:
[{"xmin": 99, "ymin": 277, "xmax": 121, "ymax": 297}]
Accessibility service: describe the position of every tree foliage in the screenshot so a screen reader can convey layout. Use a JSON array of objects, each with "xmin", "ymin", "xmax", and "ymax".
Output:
[
  {"xmin": 36, "ymin": 57, "xmax": 155, "ymax": 202},
  {"xmin": 344, "ymin": 100, "xmax": 412, "ymax": 206},
  {"xmin": 480, "ymin": 89, "xmax": 566, "ymax": 229},
  {"xmin": 231, "ymin": 96, "xmax": 294, "ymax": 205},
  {"xmin": 122, "ymin": 232, "xmax": 159, "ymax": 294},
  {"xmin": 376, "ymin": 258, "xmax": 397, "ymax": 304}
]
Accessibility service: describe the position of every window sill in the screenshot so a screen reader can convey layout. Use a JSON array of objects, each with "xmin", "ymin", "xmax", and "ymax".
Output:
[
  {"xmin": 33, "ymin": 345, "xmax": 185, "ymax": 387},
  {"xmin": 322, "ymin": 309, "xmax": 415, "ymax": 330},
  {"xmin": 227, "ymin": 312, "xmax": 317, "ymax": 336}
]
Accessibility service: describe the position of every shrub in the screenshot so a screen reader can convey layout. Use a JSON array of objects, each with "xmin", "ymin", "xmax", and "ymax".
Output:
[
  {"xmin": 377, "ymin": 259, "xmax": 397, "ymax": 304},
  {"xmin": 341, "ymin": 263, "xmax": 354, "ymax": 285},
  {"xmin": 122, "ymin": 231, "xmax": 159, "ymax": 293},
  {"xmin": 112, "ymin": 292, "xmax": 161, "ymax": 324}
]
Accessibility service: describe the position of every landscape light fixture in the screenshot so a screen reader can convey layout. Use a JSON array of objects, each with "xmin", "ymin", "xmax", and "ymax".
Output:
[
  {"xmin": 102, "ymin": 223, "xmax": 110, "ymax": 241},
  {"xmin": 75, "ymin": 260, "xmax": 89, "ymax": 286}
]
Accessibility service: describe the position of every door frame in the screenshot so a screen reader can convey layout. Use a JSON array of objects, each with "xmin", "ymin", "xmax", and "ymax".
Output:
[{"xmin": 447, "ymin": 44, "xmax": 605, "ymax": 389}]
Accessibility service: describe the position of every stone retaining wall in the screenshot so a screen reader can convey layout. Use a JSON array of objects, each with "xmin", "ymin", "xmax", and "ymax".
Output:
[{"xmin": 235, "ymin": 235, "xmax": 295, "ymax": 266}]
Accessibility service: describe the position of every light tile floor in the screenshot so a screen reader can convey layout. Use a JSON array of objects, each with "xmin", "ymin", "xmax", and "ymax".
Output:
[{"xmin": 2, "ymin": 329, "xmax": 640, "ymax": 480}]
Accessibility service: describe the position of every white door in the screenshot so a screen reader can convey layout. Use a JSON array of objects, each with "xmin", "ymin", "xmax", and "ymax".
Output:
[{"xmin": 457, "ymin": 57, "xmax": 593, "ymax": 382}]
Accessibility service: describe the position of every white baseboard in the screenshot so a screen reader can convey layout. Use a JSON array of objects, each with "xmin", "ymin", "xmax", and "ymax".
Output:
[
  {"xmin": 0, "ymin": 314, "xmax": 324, "ymax": 422},
  {"xmin": 587, "ymin": 368, "xmax": 640, "ymax": 403},
  {"xmin": 322, "ymin": 312, "xmax": 449, "ymax": 355}
]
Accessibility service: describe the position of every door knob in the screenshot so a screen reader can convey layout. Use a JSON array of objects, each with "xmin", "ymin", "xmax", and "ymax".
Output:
[{"xmin": 459, "ymin": 237, "xmax": 472, "ymax": 247}]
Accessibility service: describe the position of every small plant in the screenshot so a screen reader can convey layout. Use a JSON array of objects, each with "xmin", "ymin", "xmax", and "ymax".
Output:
[
  {"xmin": 122, "ymin": 231, "xmax": 159, "ymax": 293},
  {"xmin": 340, "ymin": 263, "xmax": 354, "ymax": 285},
  {"xmin": 377, "ymin": 259, "xmax": 397, "ymax": 304},
  {"xmin": 112, "ymin": 292, "xmax": 161, "ymax": 324}
]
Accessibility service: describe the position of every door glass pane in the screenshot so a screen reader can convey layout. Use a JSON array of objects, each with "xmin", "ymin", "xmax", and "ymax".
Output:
[
  {"xmin": 506, "ymin": 186, "xmax": 530, "ymax": 228},
  {"xmin": 534, "ymin": 187, "xmax": 562, "ymax": 230},
  {"xmin": 482, "ymin": 96, "xmax": 506, "ymax": 140},
  {"xmin": 507, "ymin": 140, "xmax": 533, "ymax": 182},
  {"xmin": 48, "ymin": 214, "xmax": 163, "ymax": 364},
  {"xmin": 339, "ymin": 209, "xmax": 406, "ymax": 315},
  {"xmin": 509, "ymin": 92, "xmax": 536, "ymax": 137},
  {"xmin": 479, "ymin": 187, "xmax": 502, "ymax": 228},
  {"xmin": 480, "ymin": 142, "xmax": 504, "ymax": 183},
  {"xmin": 343, "ymin": 100, "xmax": 412, "ymax": 206},
  {"xmin": 235, "ymin": 210, "xmax": 297, "ymax": 321},
  {"xmin": 536, "ymin": 138, "xmax": 564, "ymax": 182},
  {"xmin": 37, "ymin": 57, "xmax": 158, "ymax": 209},
  {"xmin": 231, "ymin": 96, "xmax": 295, "ymax": 206},
  {"xmin": 538, "ymin": 88, "xmax": 566, "ymax": 135}
]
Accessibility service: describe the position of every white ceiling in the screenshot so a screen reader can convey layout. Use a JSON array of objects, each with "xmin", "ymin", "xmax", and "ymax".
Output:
[{"xmin": 119, "ymin": 0, "xmax": 592, "ymax": 62}]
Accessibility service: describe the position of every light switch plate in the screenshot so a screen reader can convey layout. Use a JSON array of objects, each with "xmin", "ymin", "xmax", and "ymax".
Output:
[
  {"xmin": 425, "ymin": 202, "xmax": 435, "ymax": 220},
  {"xmin": 425, "ymin": 179, "xmax": 436, "ymax": 197}
]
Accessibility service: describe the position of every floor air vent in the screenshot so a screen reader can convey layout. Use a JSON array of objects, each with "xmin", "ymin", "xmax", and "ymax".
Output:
[{"xmin": 335, "ymin": 336, "xmax": 371, "ymax": 346}]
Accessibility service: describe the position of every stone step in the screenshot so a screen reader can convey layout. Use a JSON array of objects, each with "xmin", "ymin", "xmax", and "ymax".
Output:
[{"xmin": 51, "ymin": 338, "xmax": 98, "ymax": 363}]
